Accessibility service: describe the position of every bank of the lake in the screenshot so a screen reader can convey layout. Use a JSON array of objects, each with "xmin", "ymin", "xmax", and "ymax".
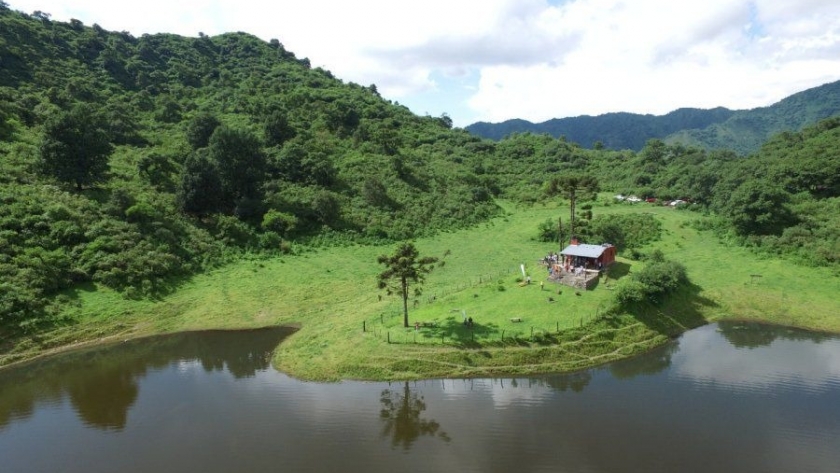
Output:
[
  {"xmin": 4, "ymin": 322, "xmax": 840, "ymax": 473},
  {"xmin": 2, "ymin": 201, "xmax": 839, "ymax": 380}
]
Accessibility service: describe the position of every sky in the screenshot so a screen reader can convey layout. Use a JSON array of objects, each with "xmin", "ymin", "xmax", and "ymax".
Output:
[{"xmin": 7, "ymin": 0, "xmax": 840, "ymax": 127}]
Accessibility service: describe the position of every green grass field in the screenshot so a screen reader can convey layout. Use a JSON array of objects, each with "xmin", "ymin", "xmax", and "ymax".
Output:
[{"xmin": 3, "ymin": 200, "xmax": 839, "ymax": 379}]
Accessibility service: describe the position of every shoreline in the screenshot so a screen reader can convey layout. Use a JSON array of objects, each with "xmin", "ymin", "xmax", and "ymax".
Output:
[
  {"xmin": 3, "ymin": 205, "xmax": 839, "ymax": 380},
  {"xmin": 0, "ymin": 323, "xmax": 304, "ymax": 372},
  {"xmin": 3, "ymin": 315, "xmax": 839, "ymax": 380}
]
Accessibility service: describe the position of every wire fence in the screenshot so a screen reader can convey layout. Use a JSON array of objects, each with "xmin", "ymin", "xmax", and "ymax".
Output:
[
  {"xmin": 364, "ymin": 264, "xmax": 612, "ymax": 347},
  {"xmin": 362, "ymin": 307, "xmax": 607, "ymax": 347},
  {"xmin": 423, "ymin": 267, "xmax": 520, "ymax": 303}
]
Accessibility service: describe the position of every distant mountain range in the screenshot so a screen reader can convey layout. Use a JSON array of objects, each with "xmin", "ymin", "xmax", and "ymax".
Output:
[{"xmin": 466, "ymin": 80, "xmax": 840, "ymax": 154}]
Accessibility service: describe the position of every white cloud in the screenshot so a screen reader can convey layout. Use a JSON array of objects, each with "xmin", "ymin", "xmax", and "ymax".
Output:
[
  {"xmin": 468, "ymin": 0, "xmax": 840, "ymax": 122},
  {"xmin": 6, "ymin": 0, "xmax": 840, "ymax": 126},
  {"xmin": 439, "ymin": 377, "xmax": 556, "ymax": 408}
]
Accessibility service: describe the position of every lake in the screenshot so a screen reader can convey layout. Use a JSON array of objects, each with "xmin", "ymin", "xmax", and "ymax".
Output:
[{"xmin": 1, "ymin": 322, "xmax": 839, "ymax": 473}]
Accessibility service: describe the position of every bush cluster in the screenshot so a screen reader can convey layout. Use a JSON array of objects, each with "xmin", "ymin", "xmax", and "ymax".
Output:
[{"xmin": 613, "ymin": 251, "xmax": 688, "ymax": 308}]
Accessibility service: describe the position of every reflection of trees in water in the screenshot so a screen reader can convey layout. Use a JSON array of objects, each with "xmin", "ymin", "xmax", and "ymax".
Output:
[
  {"xmin": 380, "ymin": 381, "xmax": 450, "ymax": 450},
  {"xmin": 545, "ymin": 371, "xmax": 593, "ymax": 392},
  {"xmin": 719, "ymin": 323, "xmax": 779, "ymax": 349},
  {"xmin": 0, "ymin": 327, "xmax": 293, "ymax": 431},
  {"xmin": 609, "ymin": 341, "xmax": 678, "ymax": 380},
  {"xmin": 718, "ymin": 322, "xmax": 838, "ymax": 350},
  {"xmin": 186, "ymin": 330, "xmax": 281, "ymax": 378},
  {"xmin": 67, "ymin": 366, "xmax": 140, "ymax": 430}
]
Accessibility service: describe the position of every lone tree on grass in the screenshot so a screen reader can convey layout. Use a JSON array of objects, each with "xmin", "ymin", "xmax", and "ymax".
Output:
[{"xmin": 377, "ymin": 243, "xmax": 438, "ymax": 328}]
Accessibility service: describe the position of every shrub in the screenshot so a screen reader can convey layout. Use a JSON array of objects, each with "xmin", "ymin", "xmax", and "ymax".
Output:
[
  {"xmin": 612, "ymin": 254, "xmax": 688, "ymax": 309},
  {"xmin": 537, "ymin": 218, "xmax": 558, "ymax": 242},
  {"xmin": 259, "ymin": 231, "xmax": 282, "ymax": 250},
  {"xmin": 262, "ymin": 209, "xmax": 298, "ymax": 236},
  {"xmin": 213, "ymin": 215, "xmax": 257, "ymax": 247},
  {"xmin": 636, "ymin": 260, "xmax": 686, "ymax": 295},
  {"xmin": 614, "ymin": 279, "xmax": 647, "ymax": 306}
]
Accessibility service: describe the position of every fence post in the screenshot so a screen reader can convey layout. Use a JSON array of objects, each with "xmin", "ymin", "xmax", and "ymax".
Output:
[
  {"xmin": 363, "ymin": 321, "xmax": 366, "ymax": 332},
  {"xmin": 387, "ymin": 332, "xmax": 390, "ymax": 344}
]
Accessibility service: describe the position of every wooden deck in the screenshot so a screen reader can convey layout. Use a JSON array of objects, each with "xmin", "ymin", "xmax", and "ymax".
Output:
[{"xmin": 547, "ymin": 267, "xmax": 600, "ymax": 290}]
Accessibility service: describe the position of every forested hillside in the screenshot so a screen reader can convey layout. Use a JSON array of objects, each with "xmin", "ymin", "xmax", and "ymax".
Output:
[
  {"xmin": 665, "ymin": 80, "xmax": 840, "ymax": 154},
  {"xmin": 467, "ymin": 107, "xmax": 735, "ymax": 150},
  {"xmin": 1, "ymin": 5, "xmax": 839, "ymax": 335},
  {"xmin": 467, "ymin": 80, "xmax": 840, "ymax": 154},
  {"xmin": 0, "ymin": 6, "xmax": 498, "ymax": 329},
  {"xmin": 490, "ymin": 120, "xmax": 840, "ymax": 269}
]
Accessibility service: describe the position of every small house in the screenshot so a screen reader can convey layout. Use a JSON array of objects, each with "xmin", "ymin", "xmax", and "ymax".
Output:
[{"xmin": 559, "ymin": 239, "xmax": 616, "ymax": 271}]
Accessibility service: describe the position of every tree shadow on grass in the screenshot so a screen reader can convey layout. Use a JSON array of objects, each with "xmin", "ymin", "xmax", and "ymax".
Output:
[
  {"xmin": 73, "ymin": 270, "xmax": 202, "ymax": 303},
  {"xmin": 628, "ymin": 280, "xmax": 717, "ymax": 338},
  {"xmin": 605, "ymin": 262, "xmax": 631, "ymax": 281},
  {"xmin": 417, "ymin": 316, "xmax": 502, "ymax": 348},
  {"xmin": 415, "ymin": 315, "xmax": 575, "ymax": 348}
]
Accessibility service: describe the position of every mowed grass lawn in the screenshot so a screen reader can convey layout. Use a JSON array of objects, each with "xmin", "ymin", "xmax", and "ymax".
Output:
[{"xmin": 5, "ymin": 200, "xmax": 839, "ymax": 378}]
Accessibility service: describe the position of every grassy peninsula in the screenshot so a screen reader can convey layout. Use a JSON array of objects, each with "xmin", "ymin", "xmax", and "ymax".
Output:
[{"xmin": 4, "ymin": 201, "xmax": 838, "ymax": 380}]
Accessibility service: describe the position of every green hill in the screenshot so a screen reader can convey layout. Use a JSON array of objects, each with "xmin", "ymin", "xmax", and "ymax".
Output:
[
  {"xmin": 665, "ymin": 80, "xmax": 840, "ymax": 154},
  {"xmin": 467, "ymin": 107, "xmax": 735, "ymax": 150},
  {"xmin": 466, "ymin": 80, "xmax": 840, "ymax": 154},
  {"xmin": 0, "ymin": 6, "xmax": 498, "ymax": 329}
]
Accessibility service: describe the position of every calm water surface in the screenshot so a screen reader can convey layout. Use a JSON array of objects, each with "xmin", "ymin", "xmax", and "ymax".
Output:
[{"xmin": 1, "ymin": 323, "xmax": 839, "ymax": 473}]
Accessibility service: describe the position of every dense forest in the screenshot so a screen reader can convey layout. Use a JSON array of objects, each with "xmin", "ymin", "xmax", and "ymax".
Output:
[
  {"xmin": 1, "ymin": 5, "xmax": 839, "ymax": 333},
  {"xmin": 0, "ymin": 6, "xmax": 500, "ymax": 329},
  {"xmin": 495, "ymin": 122, "xmax": 840, "ymax": 267},
  {"xmin": 467, "ymin": 80, "xmax": 840, "ymax": 154},
  {"xmin": 467, "ymin": 107, "xmax": 736, "ymax": 150}
]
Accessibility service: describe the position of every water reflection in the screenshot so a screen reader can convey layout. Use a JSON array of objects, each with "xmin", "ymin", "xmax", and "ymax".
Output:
[
  {"xmin": 673, "ymin": 323, "xmax": 840, "ymax": 393},
  {"xmin": 66, "ymin": 366, "xmax": 140, "ymax": 430},
  {"xmin": 718, "ymin": 321, "xmax": 838, "ymax": 349},
  {"xmin": 544, "ymin": 370, "xmax": 592, "ymax": 392},
  {"xmin": 0, "ymin": 327, "xmax": 292, "ymax": 431},
  {"xmin": 380, "ymin": 381, "xmax": 451, "ymax": 449},
  {"xmin": 2, "ymin": 323, "xmax": 840, "ymax": 473},
  {"xmin": 609, "ymin": 342, "xmax": 678, "ymax": 380}
]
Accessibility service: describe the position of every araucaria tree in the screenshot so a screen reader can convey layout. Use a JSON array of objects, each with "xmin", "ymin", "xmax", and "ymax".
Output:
[
  {"xmin": 38, "ymin": 104, "xmax": 113, "ymax": 191},
  {"xmin": 377, "ymin": 243, "xmax": 438, "ymax": 328},
  {"xmin": 547, "ymin": 174, "xmax": 599, "ymax": 243}
]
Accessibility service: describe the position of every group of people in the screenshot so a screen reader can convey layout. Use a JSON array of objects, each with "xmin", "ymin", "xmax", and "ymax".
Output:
[{"xmin": 542, "ymin": 252, "xmax": 561, "ymax": 266}]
